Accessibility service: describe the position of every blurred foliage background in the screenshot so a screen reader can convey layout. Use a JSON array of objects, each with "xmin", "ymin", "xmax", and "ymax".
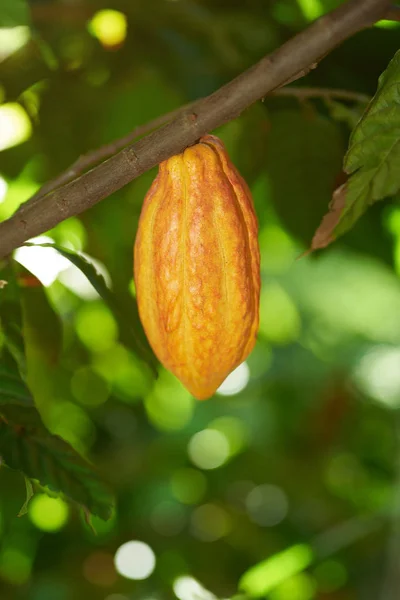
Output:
[{"xmin": 1, "ymin": 1, "xmax": 400, "ymax": 600}]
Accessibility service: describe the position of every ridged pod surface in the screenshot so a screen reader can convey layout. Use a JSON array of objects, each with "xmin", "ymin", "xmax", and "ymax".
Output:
[{"xmin": 134, "ymin": 134, "xmax": 260, "ymax": 400}]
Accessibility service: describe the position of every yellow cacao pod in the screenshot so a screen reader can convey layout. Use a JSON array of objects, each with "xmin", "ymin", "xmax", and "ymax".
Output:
[{"xmin": 134, "ymin": 134, "xmax": 260, "ymax": 400}]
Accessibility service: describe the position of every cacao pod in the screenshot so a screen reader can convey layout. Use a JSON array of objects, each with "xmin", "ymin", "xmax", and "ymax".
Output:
[{"xmin": 134, "ymin": 134, "xmax": 260, "ymax": 400}]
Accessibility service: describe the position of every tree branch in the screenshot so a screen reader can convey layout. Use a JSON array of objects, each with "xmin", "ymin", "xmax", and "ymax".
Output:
[{"xmin": 0, "ymin": 0, "xmax": 392, "ymax": 259}]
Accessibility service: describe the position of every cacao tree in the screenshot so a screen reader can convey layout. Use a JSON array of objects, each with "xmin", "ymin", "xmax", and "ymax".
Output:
[{"xmin": 1, "ymin": 0, "xmax": 400, "ymax": 599}]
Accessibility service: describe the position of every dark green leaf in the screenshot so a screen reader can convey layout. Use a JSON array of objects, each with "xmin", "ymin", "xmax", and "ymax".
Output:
[
  {"xmin": 0, "ymin": 0, "xmax": 30, "ymax": 27},
  {"xmin": 0, "ymin": 262, "xmax": 26, "ymax": 377},
  {"xmin": 312, "ymin": 50, "xmax": 400, "ymax": 249},
  {"xmin": 233, "ymin": 104, "xmax": 269, "ymax": 186},
  {"xmin": 0, "ymin": 354, "xmax": 33, "ymax": 406},
  {"xmin": 0, "ymin": 404, "xmax": 114, "ymax": 520},
  {"xmin": 266, "ymin": 109, "xmax": 344, "ymax": 243},
  {"xmin": 20, "ymin": 270, "xmax": 63, "ymax": 368}
]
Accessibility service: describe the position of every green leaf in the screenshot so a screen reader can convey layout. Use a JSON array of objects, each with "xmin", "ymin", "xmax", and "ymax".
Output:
[
  {"xmin": 312, "ymin": 50, "xmax": 400, "ymax": 250},
  {"xmin": 18, "ymin": 270, "xmax": 64, "ymax": 416},
  {"xmin": 266, "ymin": 109, "xmax": 344, "ymax": 244},
  {"xmin": 0, "ymin": 0, "xmax": 30, "ymax": 27},
  {"xmin": 0, "ymin": 262, "xmax": 26, "ymax": 377},
  {"xmin": 0, "ymin": 350, "xmax": 33, "ymax": 406},
  {"xmin": 24, "ymin": 243, "xmax": 158, "ymax": 375},
  {"xmin": 0, "ymin": 403, "xmax": 114, "ymax": 520},
  {"xmin": 20, "ymin": 270, "xmax": 63, "ymax": 368}
]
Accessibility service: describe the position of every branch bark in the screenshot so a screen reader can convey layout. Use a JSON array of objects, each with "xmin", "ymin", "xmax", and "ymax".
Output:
[{"xmin": 0, "ymin": 0, "xmax": 392, "ymax": 259}]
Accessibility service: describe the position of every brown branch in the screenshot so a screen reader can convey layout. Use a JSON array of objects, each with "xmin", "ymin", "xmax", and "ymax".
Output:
[
  {"xmin": 272, "ymin": 85, "xmax": 371, "ymax": 103},
  {"xmin": 0, "ymin": 0, "xmax": 391, "ymax": 259}
]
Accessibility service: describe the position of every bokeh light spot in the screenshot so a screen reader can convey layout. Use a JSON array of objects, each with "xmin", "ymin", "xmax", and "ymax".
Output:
[
  {"xmin": 29, "ymin": 495, "xmax": 69, "ymax": 532},
  {"xmin": 217, "ymin": 362, "xmax": 250, "ymax": 396},
  {"xmin": 297, "ymin": 0, "xmax": 323, "ymax": 20},
  {"xmin": 89, "ymin": 10, "xmax": 128, "ymax": 48},
  {"xmin": 114, "ymin": 541, "xmax": 156, "ymax": 580},
  {"xmin": 353, "ymin": 346, "xmax": 400, "ymax": 408},
  {"xmin": 0, "ymin": 175, "xmax": 8, "ymax": 204},
  {"xmin": 188, "ymin": 429, "xmax": 229, "ymax": 470},
  {"xmin": 0, "ymin": 102, "xmax": 32, "ymax": 151},
  {"xmin": 15, "ymin": 236, "xmax": 71, "ymax": 287},
  {"xmin": 0, "ymin": 26, "xmax": 30, "ymax": 61},
  {"xmin": 209, "ymin": 416, "xmax": 248, "ymax": 456},
  {"xmin": 173, "ymin": 576, "xmax": 216, "ymax": 600}
]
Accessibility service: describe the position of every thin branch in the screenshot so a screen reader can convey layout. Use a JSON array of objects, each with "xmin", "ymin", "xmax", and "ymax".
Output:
[
  {"xmin": 272, "ymin": 85, "xmax": 371, "ymax": 103},
  {"xmin": 384, "ymin": 5, "xmax": 400, "ymax": 20},
  {"xmin": 26, "ymin": 101, "xmax": 197, "ymax": 205},
  {"xmin": 0, "ymin": 0, "xmax": 392, "ymax": 259}
]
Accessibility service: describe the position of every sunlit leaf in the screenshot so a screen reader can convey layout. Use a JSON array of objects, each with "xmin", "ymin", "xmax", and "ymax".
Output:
[
  {"xmin": 312, "ymin": 50, "xmax": 400, "ymax": 250},
  {"xmin": 0, "ymin": 403, "xmax": 114, "ymax": 519}
]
